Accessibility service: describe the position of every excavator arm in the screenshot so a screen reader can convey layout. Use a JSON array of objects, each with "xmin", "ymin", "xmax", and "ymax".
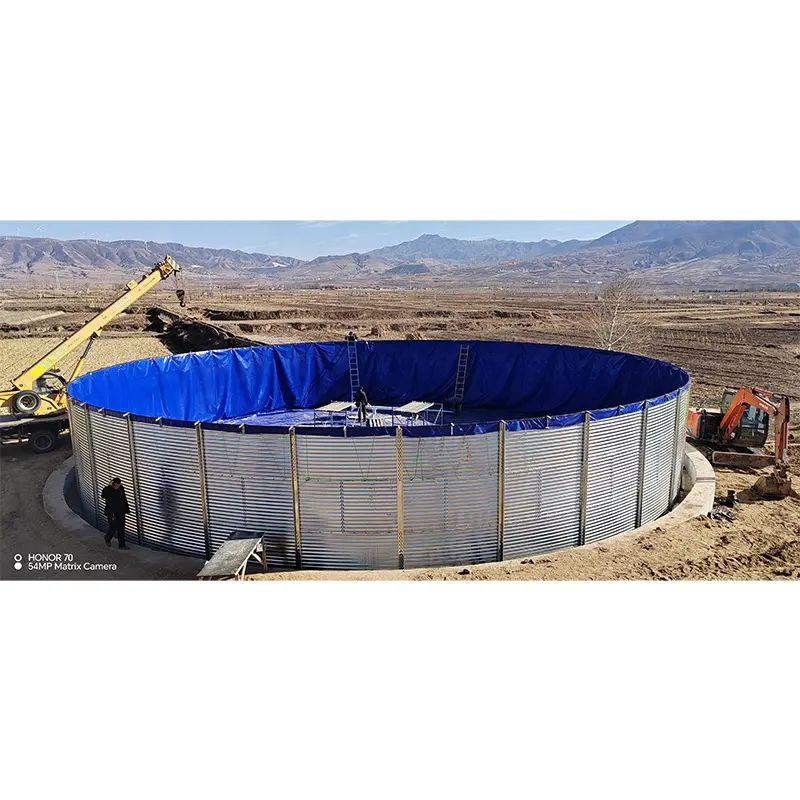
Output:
[
  {"xmin": 11, "ymin": 256, "xmax": 182, "ymax": 391},
  {"xmin": 773, "ymin": 395, "xmax": 791, "ymax": 471}
]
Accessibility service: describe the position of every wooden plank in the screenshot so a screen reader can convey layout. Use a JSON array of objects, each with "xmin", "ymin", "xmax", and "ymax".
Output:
[
  {"xmin": 397, "ymin": 401, "xmax": 433, "ymax": 414},
  {"xmin": 197, "ymin": 531, "xmax": 264, "ymax": 579},
  {"xmin": 317, "ymin": 401, "xmax": 353, "ymax": 412}
]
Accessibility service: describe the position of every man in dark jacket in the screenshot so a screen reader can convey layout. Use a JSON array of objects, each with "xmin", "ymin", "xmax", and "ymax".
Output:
[
  {"xmin": 353, "ymin": 386, "xmax": 369, "ymax": 423},
  {"xmin": 102, "ymin": 477, "xmax": 131, "ymax": 549}
]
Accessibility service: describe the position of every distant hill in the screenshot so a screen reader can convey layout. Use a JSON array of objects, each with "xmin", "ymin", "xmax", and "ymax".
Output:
[
  {"xmin": 484, "ymin": 220, "xmax": 800, "ymax": 287},
  {"xmin": 584, "ymin": 220, "xmax": 800, "ymax": 264},
  {"xmin": 368, "ymin": 233, "xmax": 585, "ymax": 264},
  {"xmin": 279, "ymin": 234, "xmax": 588, "ymax": 280},
  {"xmin": 585, "ymin": 221, "xmax": 702, "ymax": 247},
  {"xmin": 2, "ymin": 223, "xmax": 800, "ymax": 288},
  {"xmin": 0, "ymin": 237, "xmax": 303, "ymax": 281}
]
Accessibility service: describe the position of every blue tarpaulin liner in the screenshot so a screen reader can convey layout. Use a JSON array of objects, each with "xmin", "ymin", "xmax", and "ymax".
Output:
[{"xmin": 68, "ymin": 340, "xmax": 690, "ymax": 434}]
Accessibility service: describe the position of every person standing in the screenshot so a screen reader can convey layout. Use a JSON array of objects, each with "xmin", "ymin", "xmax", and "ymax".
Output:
[
  {"xmin": 102, "ymin": 477, "xmax": 131, "ymax": 550},
  {"xmin": 353, "ymin": 386, "xmax": 369, "ymax": 423}
]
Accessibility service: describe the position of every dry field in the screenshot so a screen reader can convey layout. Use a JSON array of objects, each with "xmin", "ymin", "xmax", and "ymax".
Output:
[
  {"xmin": 1, "ymin": 285, "xmax": 798, "ymax": 580},
  {"xmin": 0, "ymin": 336, "xmax": 171, "ymax": 387}
]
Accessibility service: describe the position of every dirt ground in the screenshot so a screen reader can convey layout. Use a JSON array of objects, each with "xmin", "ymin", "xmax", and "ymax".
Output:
[
  {"xmin": 1, "ymin": 285, "xmax": 798, "ymax": 580},
  {"xmin": 0, "ymin": 440, "xmax": 196, "ymax": 581}
]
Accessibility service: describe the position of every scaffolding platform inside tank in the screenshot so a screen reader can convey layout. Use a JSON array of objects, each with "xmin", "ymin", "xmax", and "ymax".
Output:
[
  {"xmin": 221, "ymin": 402, "xmax": 448, "ymax": 428},
  {"xmin": 316, "ymin": 401, "xmax": 446, "ymax": 428}
]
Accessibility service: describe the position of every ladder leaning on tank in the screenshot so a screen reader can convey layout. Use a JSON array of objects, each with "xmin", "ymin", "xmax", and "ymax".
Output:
[
  {"xmin": 346, "ymin": 332, "xmax": 361, "ymax": 401},
  {"xmin": 445, "ymin": 343, "xmax": 470, "ymax": 415}
]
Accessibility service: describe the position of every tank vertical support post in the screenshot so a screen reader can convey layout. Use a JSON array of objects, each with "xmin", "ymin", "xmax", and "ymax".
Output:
[
  {"xmin": 126, "ymin": 413, "xmax": 144, "ymax": 546},
  {"xmin": 670, "ymin": 392, "xmax": 683, "ymax": 508},
  {"xmin": 289, "ymin": 427, "xmax": 302, "ymax": 569},
  {"xmin": 84, "ymin": 405, "xmax": 100, "ymax": 527},
  {"xmin": 66, "ymin": 399, "xmax": 79, "ymax": 503},
  {"xmin": 579, "ymin": 410, "xmax": 590, "ymax": 546},
  {"xmin": 195, "ymin": 421, "xmax": 212, "ymax": 560},
  {"xmin": 396, "ymin": 427, "xmax": 405, "ymax": 569},
  {"xmin": 497, "ymin": 421, "xmax": 506, "ymax": 562},
  {"xmin": 636, "ymin": 400, "xmax": 649, "ymax": 526}
]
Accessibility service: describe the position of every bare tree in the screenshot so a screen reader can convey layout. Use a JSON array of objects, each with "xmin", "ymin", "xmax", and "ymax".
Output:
[{"xmin": 587, "ymin": 272, "xmax": 652, "ymax": 353}]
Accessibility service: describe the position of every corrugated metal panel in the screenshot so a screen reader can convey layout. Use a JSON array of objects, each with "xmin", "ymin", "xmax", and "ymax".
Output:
[
  {"xmin": 585, "ymin": 411, "xmax": 642, "ymax": 543},
  {"xmin": 132, "ymin": 421, "xmax": 206, "ymax": 557},
  {"xmin": 68, "ymin": 400, "xmax": 95, "ymax": 522},
  {"xmin": 297, "ymin": 435, "xmax": 397, "ymax": 569},
  {"xmin": 672, "ymin": 389, "xmax": 689, "ymax": 502},
  {"xmin": 503, "ymin": 425, "xmax": 583, "ymax": 558},
  {"xmin": 403, "ymin": 433, "xmax": 498, "ymax": 567},
  {"xmin": 641, "ymin": 397, "xmax": 677, "ymax": 523},
  {"xmin": 72, "ymin": 392, "xmax": 689, "ymax": 569},
  {"xmin": 88, "ymin": 410, "xmax": 139, "ymax": 539},
  {"xmin": 203, "ymin": 429, "xmax": 295, "ymax": 569}
]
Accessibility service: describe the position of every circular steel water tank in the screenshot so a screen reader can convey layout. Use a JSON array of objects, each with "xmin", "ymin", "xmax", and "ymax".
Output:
[{"xmin": 67, "ymin": 340, "xmax": 690, "ymax": 569}]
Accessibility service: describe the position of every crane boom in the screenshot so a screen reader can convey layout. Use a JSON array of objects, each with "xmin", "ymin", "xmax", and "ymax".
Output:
[{"xmin": 12, "ymin": 256, "xmax": 182, "ymax": 390}]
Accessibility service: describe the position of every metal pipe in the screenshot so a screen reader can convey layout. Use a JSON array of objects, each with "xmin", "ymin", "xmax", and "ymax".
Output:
[
  {"xmin": 195, "ymin": 421, "xmax": 212, "ymax": 559},
  {"xmin": 669, "ymin": 394, "xmax": 683, "ymax": 507},
  {"xmin": 126, "ymin": 413, "xmax": 144, "ymax": 545},
  {"xmin": 289, "ymin": 428, "xmax": 302, "ymax": 569},
  {"xmin": 66, "ymin": 398, "xmax": 79, "ymax": 501},
  {"xmin": 84, "ymin": 405, "xmax": 100, "ymax": 527},
  {"xmin": 578, "ymin": 410, "xmax": 590, "ymax": 545},
  {"xmin": 497, "ymin": 421, "xmax": 505, "ymax": 561},
  {"xmin": 396, "ymin": 427, "xmax": 405, "ymax": 569},
  {"xmin": 636, "ymin": 400, "xmax": 649, "ymax": 526}
]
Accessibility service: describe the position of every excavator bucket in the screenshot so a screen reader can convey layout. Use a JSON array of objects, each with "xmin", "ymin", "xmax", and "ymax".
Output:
[{"xmin": 751, "ymin": 471, "xmax": 792, "ymax": 499}]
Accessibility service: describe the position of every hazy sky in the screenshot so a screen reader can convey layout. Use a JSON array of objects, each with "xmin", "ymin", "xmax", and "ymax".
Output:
[{"xmin": 0, "ymin": 221, "xmax": 629, "ymax": 260}]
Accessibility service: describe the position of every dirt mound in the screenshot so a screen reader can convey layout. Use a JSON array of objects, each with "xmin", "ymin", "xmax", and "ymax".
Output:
[
  {"xmin": 204, "ymin": 308, "xmax": 303, "ymax": 321},
  {"xmin": 491, "ymin": 309, "xmax": 531, "ymax": 319},
  {"xmin": 147, "ymin": 308, "xmax": 260, "ymax": 354},
  {"xmin": 415, "ymin": 310, "xmax": 453, "ymax": 318}
]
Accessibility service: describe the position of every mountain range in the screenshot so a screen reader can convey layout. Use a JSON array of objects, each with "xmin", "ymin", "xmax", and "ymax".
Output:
[{"xmin": 2, "ymin": 221, "xmax": 800, "ymax": 289}]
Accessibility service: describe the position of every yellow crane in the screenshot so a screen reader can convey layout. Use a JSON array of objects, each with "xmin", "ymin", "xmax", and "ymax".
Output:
[{"xmin": 1, "ymin": 256, "xmax": 184, "ymax": 423}]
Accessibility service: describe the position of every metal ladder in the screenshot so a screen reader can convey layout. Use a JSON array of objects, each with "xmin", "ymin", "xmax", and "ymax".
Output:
[
  {"xmin": 347, "ymin": 337, "xmax": 360, "ymax": 400},
  {"xmin": 452, "ymin": 344, "xmax": 470, "ymax": 403}
]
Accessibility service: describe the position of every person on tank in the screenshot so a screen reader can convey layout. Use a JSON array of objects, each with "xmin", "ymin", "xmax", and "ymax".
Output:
[
  {"xmin": 353, "ymin": 386, "xmax": 369, "ymax": 423},
  {"xmin": 102, "ymin": 477, "xmax": 131, "ymax": 550}
]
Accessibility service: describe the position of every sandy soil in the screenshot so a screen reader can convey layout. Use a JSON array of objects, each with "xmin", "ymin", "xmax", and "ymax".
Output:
[{"xmin": 1, "ymin": 287, "xmax": 798, "ymax": 581}]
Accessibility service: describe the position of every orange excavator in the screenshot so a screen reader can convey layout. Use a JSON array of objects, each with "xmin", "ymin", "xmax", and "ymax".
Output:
[{"xmin": 687, "ymin": 387, "xmax": 792, "ymax": 498}]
